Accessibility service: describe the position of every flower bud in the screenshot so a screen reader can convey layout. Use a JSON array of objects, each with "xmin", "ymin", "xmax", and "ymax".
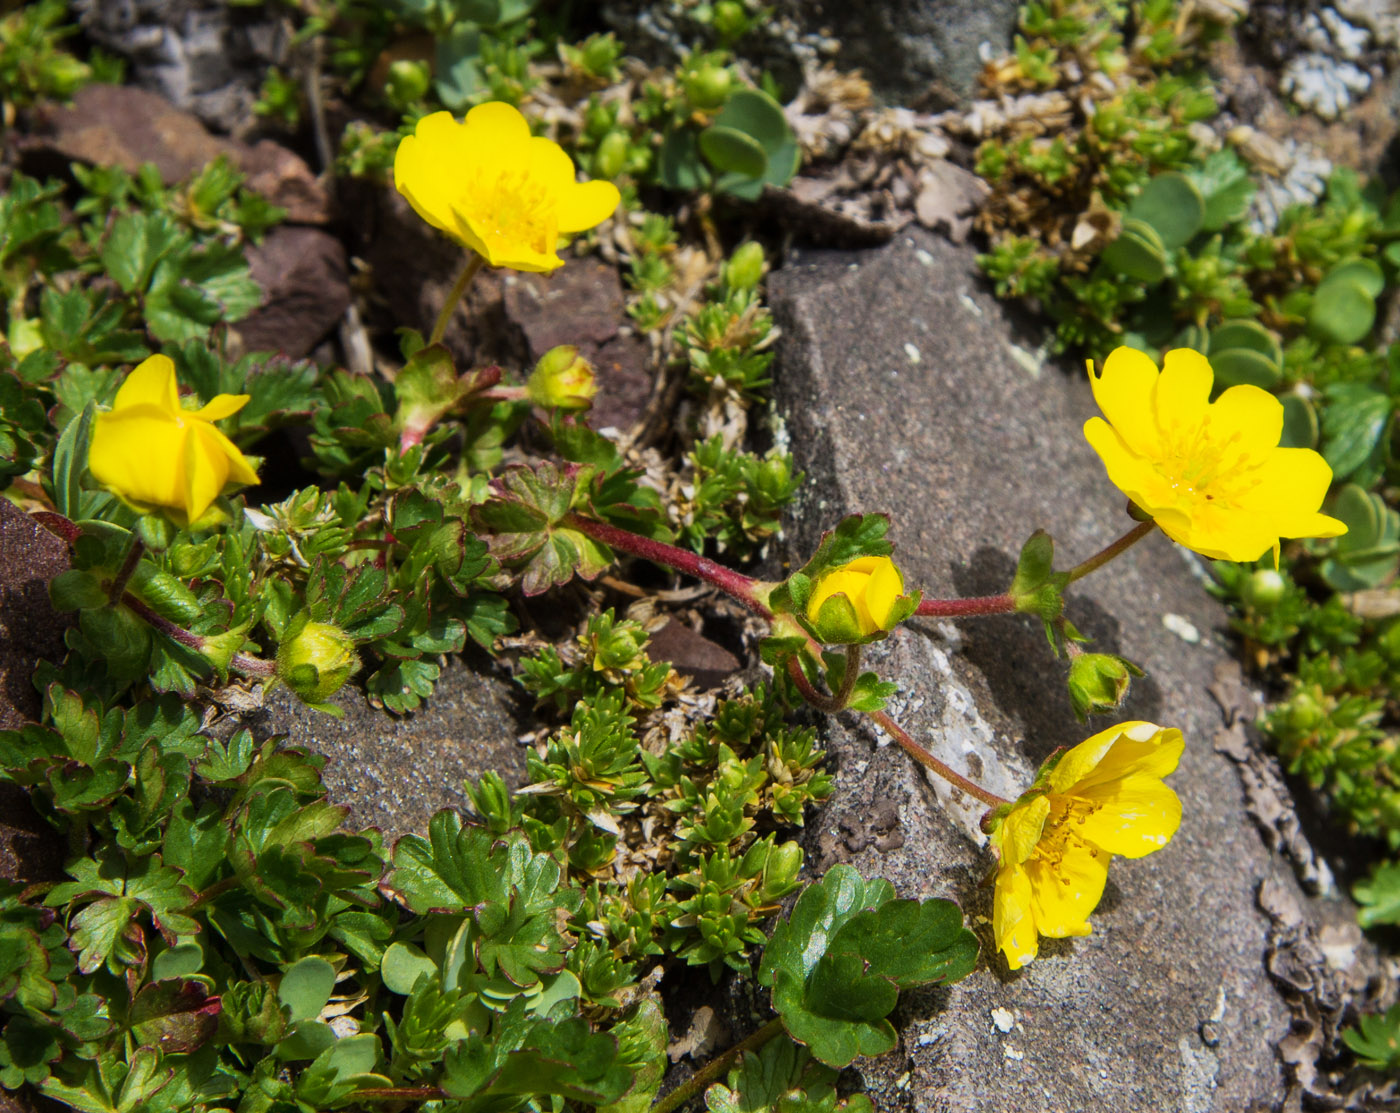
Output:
[
  {"xmin": 711, "ymin": 0, "xmax": 749, "ymax": 38},
  {"xmin": 526, "ymin": 346, "xmax": 599, "ymax": 411},
  {"xmin": 277, "ymin": 619, "xmax": 359, "ymax": 705},
  {"xmin": 1066, "ymin": 652, "xmax": 1143, "ymax": 721},
  {"xmin": 682, "ymin": 62, "xmax": 732, "ymax": 110},
  {"xmin": 593, "ymin": 130, "xmax": 630, "ymax": 181},
  {"xmin": 1241, "ymin": 568, "xmax": 1286, "ymax": 610},
  {"xmin": 724, "ymin": 242, "xmax": 765, "ymax": 291},
  {"xmin": 384, "ymin": 59, "xmax": 431, "ymax": 107},
  {"xmin": 805, "ymin": 555, "xmax": 909, "ymax": 643}
]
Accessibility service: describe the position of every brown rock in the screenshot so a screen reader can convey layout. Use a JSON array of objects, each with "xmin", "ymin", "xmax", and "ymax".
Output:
[
  {"xmin": 0, "ymin": 502, "xmax": 70, "ymax": 889},
  {"xmin": 24, "ymin": 85, "xmax": 330, "ymax": 223},
  {"xmin": 645, "ymin": 618, "xmax": 740, "ymax": 690},
  {"xmin": 0, "ymin": 501, "xmax": 70, "ymax": 732},
  {"xmin": 235, "ymin": 227, "xmax": 350, "ymax": 358}
]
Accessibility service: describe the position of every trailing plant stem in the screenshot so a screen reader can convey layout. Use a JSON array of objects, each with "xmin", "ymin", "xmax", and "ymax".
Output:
[
  {"xmin": 1067, "ymin": 520, "xmax": 1156, "ymax": 583},
  {"xmin": 107, "ymin": 535, "xmax": 145, "ymax": 604},
  {"xmin": 120, "ymin": 593, "xmax": 276, "ymax": 678},
  {"xmin": 564, "ymin": 513, "xmax": 772, "ymax": 618},
  {"xmin": 915, "ymin": 592, "xmax": 1016, "ymax": 618},
  {"xmin": 429, "ymin": 253, "xmax": 486, "ymax": 346},
  {"xmin": 870, "ymin": 708, "xmax": 1010, "ymax": 807},
  {"xmin": 652, "ymin": 1017, "xmax": 785, "ymax": 1113}
]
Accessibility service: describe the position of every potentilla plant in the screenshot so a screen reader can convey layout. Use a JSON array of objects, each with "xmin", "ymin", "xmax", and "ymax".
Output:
[{"xmin": 9, "ymin": 95, "xmax": 1352, "ymax": 1111}]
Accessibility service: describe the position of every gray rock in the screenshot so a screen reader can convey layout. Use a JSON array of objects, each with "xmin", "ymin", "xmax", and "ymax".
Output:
[
  {"xmin": 776, "ymin": 0, "xmax": 1020, "ymax": 105},
  {"xmin": 768, "ymin": 229, "xmax": 1338, "ymax": 1111},
  {"xmin": 236, "ymin": 226, "xmax": 351, "ymax": 359},
  {"xmin": 242, "ymin": 653, "xmax": 530, "ymax": 846},
  {"xmin": 0, "ymin": 501, "xmax": 70, "ymax": 732}
]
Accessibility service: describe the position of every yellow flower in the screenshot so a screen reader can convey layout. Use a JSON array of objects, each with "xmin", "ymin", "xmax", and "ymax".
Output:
[
  {"xmin": 806, "ymin": 555, "xmax": 905, "ymax": 639},
  {"xmin": 393, "ymin": 102, "xmax": 621, "ymax": 273},
  {"xmin": 990, "ymin": 720, "xmax": 1184, "ymax": 970},
  {"xmin": 1083, "ymin": 346, "xmax": 1346, "ymax": 563},
  {"xmin": 88, "ymin": 354, "xmax": 259, "ymax": 524}
]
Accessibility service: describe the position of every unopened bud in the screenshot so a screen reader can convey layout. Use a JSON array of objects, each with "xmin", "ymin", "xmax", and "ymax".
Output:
[
  {"xmin": 683, "ymin": 63, "xmax": 732, "ymax": 110},
  {"xmin": 527, "ymin": 346, "xmax": 598, "ymax": 411},
  {"xmin": 385, "ymin": 59, "xmax": 431, "ymax": 107},
  {"xmin": 1242, "ymin": 568, "xmax": 1286, "ymax": 610},
  {"xmin": 724, "ymin": 242, "xmax": 765, "ymax": 291},
  {"xmin": 277, "ymin": 619, "xmax": 359, "ymax": 705},
  {"xmin": 1066, "ymin": 652, "xmax": 1143, "ymax": 721},
  {"xmin": 593, "ymin": 130, "xmax": 630, "ymax": 181},
  {"xmin": 712, "ymin": 1, "xmax": 749, "ymax": 38}
]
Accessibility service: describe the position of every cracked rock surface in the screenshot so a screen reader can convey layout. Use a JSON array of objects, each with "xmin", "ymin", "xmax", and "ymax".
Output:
[{"xmin": 769, "ymin": 227, "xmax": 1369, "ymax": 1112}]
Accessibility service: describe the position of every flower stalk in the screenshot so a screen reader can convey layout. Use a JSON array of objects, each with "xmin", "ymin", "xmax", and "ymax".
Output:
[
  {"xmin": 1066, "ymin": 519, "xmax": 1157, "ymax": 583},
  {"xmin": 651, "ymin": 1017, "xmax": 785, "ymax": 1113},
  {"xmin": 563, "ymin": 513, "xmax": 772, "ymax": 619},
  {"xmin": 120, "ymin": 592, "xmax": 275, "ymax": 679},
  {"xmin": 107, "ymin": 535, "xmax": 145, "ymax": 605},
  {"xmin": 429, "ymin": 253, "xmax": 486, "ymax": 346}
]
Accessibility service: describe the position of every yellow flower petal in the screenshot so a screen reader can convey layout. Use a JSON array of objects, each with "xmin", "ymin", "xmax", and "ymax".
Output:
[
  {"xmin": 1205, "ymin": 385, "xmax": 1283, "ymax": 461},
  {"xmin": 1075, "ymin": 773, "xmax": 1183, "ymax": 858},
  {"xmin": 189, "ymin": 393, "xmax": 250, "ymax": 422},
  {"xmin": 88, "ymin": 408, "xmax": 188, "ymax": 511},
  {"xmin": 1082, "ymin": 418, "xmax": 1173, "ymax": 513},
  {"xmin": 184, "ymin": 423, "xmax": 233, "ymax": 522},
  {"xmin": 863, "ymin": 556, "xmax": 904, "ymax": 628},
  {"xmin": 997, "ymin": 793, "xmax": 1050, "ymax": 866},
  {"xmin": 557, "ymin": 179, "xmax": 622, "ymax": 234},
  {"xmin": 1235, "ymin": 448, "xmax": 1336, "ymax": 536},
  {"xmin": 88, "ymin": 356, "xmax": 260, "ymax": 521},
  {"xmin": 993, "ymin": 864, "xmax": 1040, "ymax": 970},
  {"xmin": 394, "ymin": 101, "xmax": 621, "ymax": 274},
  {"xmin": 113, "ymin": 354, "xmax": 180, "ymax": 411},
  {"xmin": 1026, "ymin": 841, "xmax": 1105, "ymax": 938},
  {"xmin": 1152, "ymin": 347, "xmax": 1213, "ymax": 440},
  {"xmin": 1052, "ymin": 722, "xmax": 1184, "ymax": 794},
  {"xmin": 1088, "ymin": 347, "xmax": 1161, "ymax": 457},
  {"xmin": 463, "ymin": 100, "xmax": 533, "ymax": 157}
]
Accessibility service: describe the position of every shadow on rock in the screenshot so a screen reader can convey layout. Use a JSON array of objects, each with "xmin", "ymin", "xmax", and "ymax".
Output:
[{"xmin": 948, "ymin": 546, "xmax": 1162, "ymax": 764}]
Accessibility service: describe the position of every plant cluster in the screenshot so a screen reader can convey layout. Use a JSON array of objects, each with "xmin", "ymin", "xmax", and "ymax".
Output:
[{"xmin": 975, "ymin": 0, "xmax": 1400, "ymax": 1067}]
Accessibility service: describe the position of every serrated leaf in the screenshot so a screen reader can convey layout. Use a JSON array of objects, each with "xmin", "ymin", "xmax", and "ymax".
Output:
[
  {"xmin": 129, "ymin": 979, "xmax": 221, "ymax": 1053},
  {"xmin": 1356, "ymin": 860, "xmax": 1400, "ymax": 928}
]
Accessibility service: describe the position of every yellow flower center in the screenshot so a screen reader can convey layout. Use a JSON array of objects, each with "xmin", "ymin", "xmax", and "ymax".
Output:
[
  {"xmin": 455, "ymin": 168, "xmax": 558, "ymax": 258},
  {"xmin": 1032, "ymin": 796, "xmax": 1104, "ymax": 883},
  {"xmin": 1153, "ymin": 424, "xmax": 1264, "ymax": 513}
]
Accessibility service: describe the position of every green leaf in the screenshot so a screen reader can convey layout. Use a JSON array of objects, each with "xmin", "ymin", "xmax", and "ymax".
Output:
[
  {"xmin": 52, "ymin": 400, "xmax": 95, "ymax": 520},
  {"xmin": 130, "ymin": 979, "xmax": 221, "ymax": 1053},
  {"xmin": 1126, "ymin": 172, "xmax": 1204, "ymax": 250},
  {"xmin": 1344, "ymin": 1002, "xmax": 1400, "ymax": 1071},
  {"xmin": 381, "ymin": 941, "xmax": 437, "ymax": 994},
  {"xmin": 1321, "ymin": 383, "xmax": 1391, "ymax": 483},
  {"xmin": 278, "ymin": 956, "xmax": 336, "ymax": 1023},
  {"xmin": 1309, "ymin": 273, "xmax": 1376, "ymax": 345},
  {"xmin": 758, "ymin": 867, "xmax": 974, "ymax": 1068},
  {"xmin": 1355, "ymin": 860, "xmax": 1400, "ymax": 928},
  {"xmin": 1100, "ymin": 218, "xmax": 1168, "ymax": 285},
  {"xmin": 699, "ymin": 125, "xmax": 768, "ymax": 178},
  {"xmin": 101, "ymin": 211, "xmax": 183, "ymax": 294},
  {"xmin": 1186, "ymin": 149, "xmax": 1254, "ymax": 231}
]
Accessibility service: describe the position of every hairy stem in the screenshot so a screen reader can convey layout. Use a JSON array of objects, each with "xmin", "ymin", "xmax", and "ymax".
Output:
[
  {"xmin": 107, "ymin": 536, "xmax": 146, "ymax": 605},
  {"xmin": 120, "ymin": 593, "xmax": 277, "ymax": 678},
  {"xmin": 564, "ymin": 513, "xmax": 772, "ymax": 619},
  {"xmin": 429, "ymin": 253, "xmax": 487, "ymax": 346},
  {"xmin": 652, "ymin": 1017, "xmax": 785, "ymax": 1113},
  {"xmin": 915, "ymin": 592, "xmax": 1017, "ymax": 618},
  {"xmin": 1066, "ymin": 520, "xmax": 1156, "ymax": 583},
  {"xmin": 869, "ymin": 709, "xmax": 1010, "ymax": 807}
]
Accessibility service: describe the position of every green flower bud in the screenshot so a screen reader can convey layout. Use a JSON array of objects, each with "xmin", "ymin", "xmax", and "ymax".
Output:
[
  {"xmin": 277, "ymin": 619, "xmax": 359, "ymax": 705},
  {"xmin": 526, "ymin": 346, "xmax": 598, "ymax": 411},
  {"xmin": 683, "ymin": 63, "xmax": 732, "ymax": 110},
  {"xmin": 1066, "ymin": 652, "xmax": 1143, "ymax": 721},
  {"xmin": 580, "ymin": 33, "xmax": 621, "ymax": 77},
  {"xmin": 384, "ymin": 59, "xmax": 431, "ymax": 108},
  {"xmin": 1282, "ymin": 690, "xmax": 1325, "ymax": 734},
  {"xmin": 593, "ymin": 130, "xmax": 630, "ymax": 181},
  {"xmin": 758, "ymin": 840, "xmax": 804, "ymax": 902},
  {"xmin": 1241, "ymin": 568, "xmax": 1286, "ymax": 610},
  {"xmin": 711, "ymin": 0, "xmax": 749, "ymax": 39},
  {"xmin": 724, "ymin": 241, "xmax": 765, "ymax": 291}
]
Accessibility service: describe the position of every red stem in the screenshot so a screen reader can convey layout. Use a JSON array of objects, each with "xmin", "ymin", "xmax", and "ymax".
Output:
[
  {"xmin": 915, "ymin": 593, "xmax": 1017, "ymax": 618},
  {"xmin": 563, "ymin": 513, "xmax": 771, "ymax": 619},
  {"xmin": 120, "ymin": 592, "xmax": 277, "ymax": 678},
  {"xmin": 869, "ymin": 708, "xmax": 1009, "ymax": 807}
]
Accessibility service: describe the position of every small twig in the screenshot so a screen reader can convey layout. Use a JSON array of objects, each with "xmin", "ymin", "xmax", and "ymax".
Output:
[{"xmin": 651, "ymin": 1017, "xmax": 785, "ymax": 1113}]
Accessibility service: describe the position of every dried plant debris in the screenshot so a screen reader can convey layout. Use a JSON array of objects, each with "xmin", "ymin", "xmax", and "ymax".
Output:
[
  {"xmin": 1210, "ymin": 662, "xmax": 1336, "ymax": 898},
  {"xmin": 1259, "ymin": 877, "xmax": 1399, "ymax": 1111}
]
